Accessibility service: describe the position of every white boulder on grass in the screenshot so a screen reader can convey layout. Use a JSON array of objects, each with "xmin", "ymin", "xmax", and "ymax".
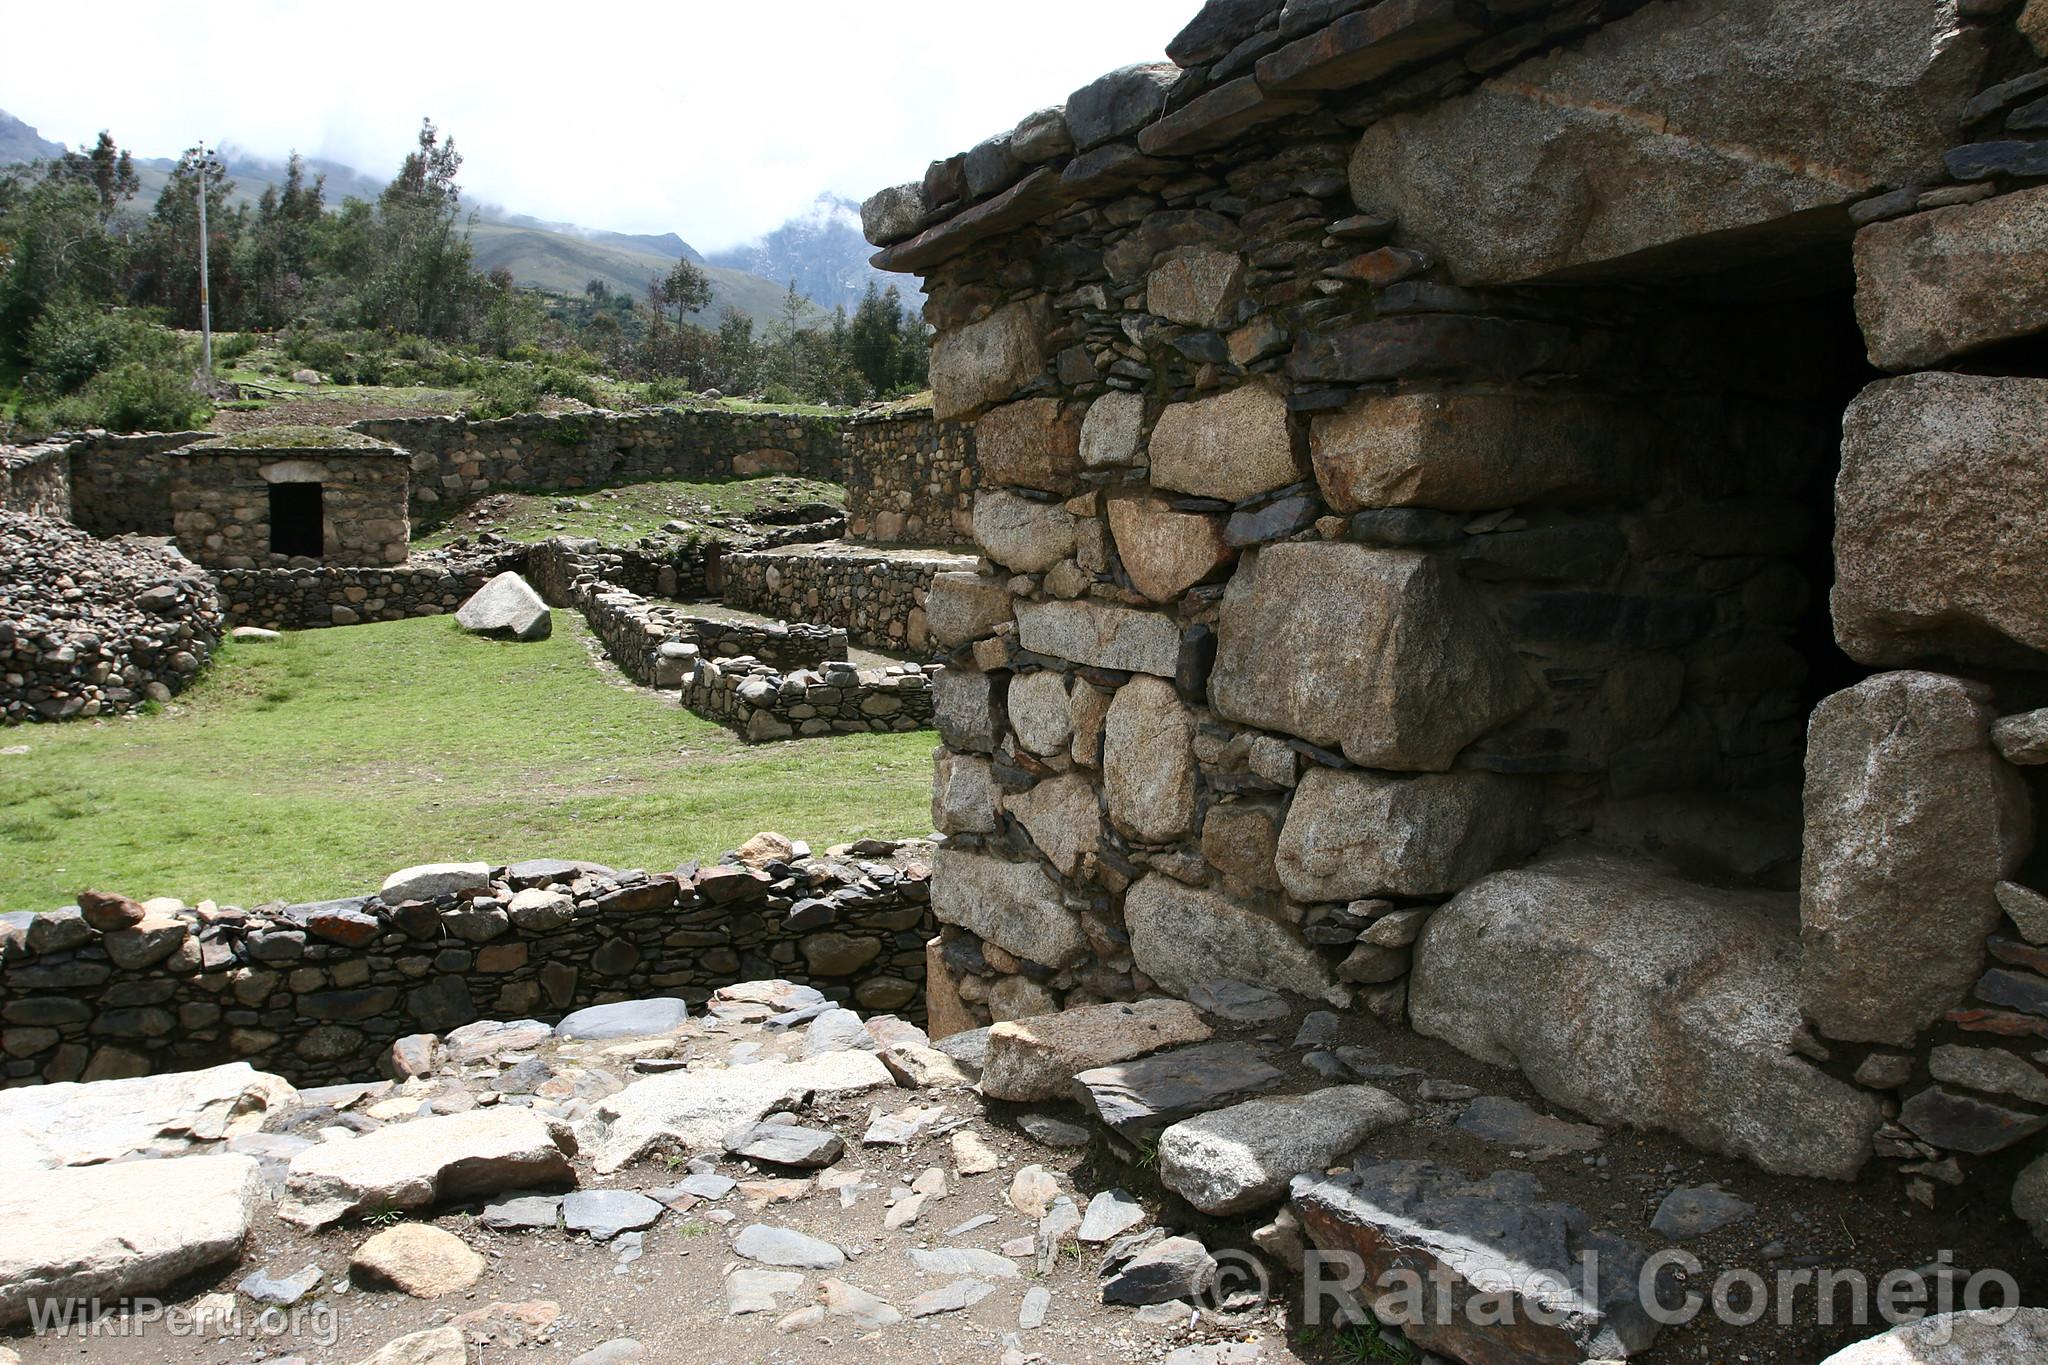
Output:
[{"xmin": 456, "ymin": 572, "xmax": 552, "ymax": 641}]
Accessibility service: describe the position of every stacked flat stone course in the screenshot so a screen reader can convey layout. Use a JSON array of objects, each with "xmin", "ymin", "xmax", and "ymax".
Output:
[
  {"xmin": 684, "ymin": 654, "xmax": 936, "ymax": 743},
  {"xmin": 0, "ymin": 443, "xmax": 72, "ymax": 520},
  {"xmin": 216, "ymin": 545, "xmax": 528, "ymax": 632},
  {"xmin": 0, "ymin": 836, "xmax": 934, "ymax": 1088},
  {"xmin": 353, "ymin": 408, "xmax": 846, "ymax": 519},
  {"xmin": 844, "ymin": 401, "xmax": 977, "ymax": 545},
  {"xmin": 0, "ymin": 512, "xmax": 221, "ymax": 724},
  {"xmin": 866, "ymin": 0, "xmax": 2048, "ymax": 1243},
  {"xmin": 724, "ymin": 542, "xmax": 978, "ymax": 658}
]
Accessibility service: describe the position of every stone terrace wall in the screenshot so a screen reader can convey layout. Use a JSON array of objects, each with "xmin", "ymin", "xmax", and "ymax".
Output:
[
  {"xmin": 866, "ymin": 0, "xmax": 2048, "ymax": 1216},
  {"xmin": 216, "ymin": 547, "xmax": 528, "ymax": 632},
  {"xmin": 352, "ymin": 409, "xmax": 847, "ymax": 521},
  {"xmin": 0, "ymin": 443, "xmax": 72, "ymax": 520},
  {"xmin": 724, "ymin": 542, "xmax": 978, "ymax": 657},
  {"xmin": 844, "ymin": 404, "xmax": 977, "ymax": 546},
  {"xmin": 684, "ymin": 654, "xmax": 936, "ymax": 742},
  {"xmin": 0, "ymin": 840, "xmax": 934, "ymax": 1088}
]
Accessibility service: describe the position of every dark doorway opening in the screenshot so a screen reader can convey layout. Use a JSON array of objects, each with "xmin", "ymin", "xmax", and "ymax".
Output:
[{"xmin": 269, "ymin": 482, "xmax": 323, "ymax": 558}]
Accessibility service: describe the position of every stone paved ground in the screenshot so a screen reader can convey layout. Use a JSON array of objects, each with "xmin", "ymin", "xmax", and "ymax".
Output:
[{"xmin": 1, "ymin": 982, "xmax": 2041, "ymax": 1365}]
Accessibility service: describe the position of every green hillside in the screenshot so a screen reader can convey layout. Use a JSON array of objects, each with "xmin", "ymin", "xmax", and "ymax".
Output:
[{"xmin": 466, "ymin": 222, "xmax": 817, "ymax": 331}]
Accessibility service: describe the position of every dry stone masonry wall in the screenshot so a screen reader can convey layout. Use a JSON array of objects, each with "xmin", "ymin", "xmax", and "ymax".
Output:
[
  {"xmin": 169, "ymin": 438, "xmax": 411, "ymax": 570},
  {"xmin": 0, "ymin": 512, "xmax": 221, "ymax": 723},
  {"xmin": 216, "ymin": 547, "xmax": 528, "ymax": 632},
  {"xmin": 0, "ymin": 442, "xmax": 72, "ymax": 520},
  {"xmin": 0, "ymin": 838, "xmax": 934, "ymax": 1088},
  {"xmin": 723, "ymin": 541, "xmax": 979, "ymax": 658},
  {"xmin": 870, "ymin": 0, "xmax": 2048, "ymax": 1236},
  {"xmin": 353, "ymin": 408, "xmax": 847, "ymax": 520},
  {"xmin": 843, "ymin": 402, "xmax": 977, "ymax": 545}
]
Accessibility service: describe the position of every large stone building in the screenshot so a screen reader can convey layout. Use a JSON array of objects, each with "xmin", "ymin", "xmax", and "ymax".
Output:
[{"xmin": 869, "ymin": 0, "xmax": 2048, "ymax": 1223}]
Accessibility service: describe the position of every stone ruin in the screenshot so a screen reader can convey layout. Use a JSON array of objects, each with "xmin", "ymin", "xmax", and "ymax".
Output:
[{"xmin": 864, "ymin": 0, "xmax": 2048, "ymax": 1266}]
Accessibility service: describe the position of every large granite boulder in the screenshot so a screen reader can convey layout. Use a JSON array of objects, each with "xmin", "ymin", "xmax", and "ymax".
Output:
[
  {"xmin": 0, "ymin": 1154, "xmax": 263, "ymax": 1329},
  {"xmin": 0, "ymin": 1062, "xmax": 296, "ymax": 1170},
  {"xmin": 1210, "ymin": 544, "xmax": 1534, "ymax": 770},
  {"xmin": 930, "ymin": 300, "xmax": 1047, "ymax": 422},
  {"xmin": 1016, "ymin": 599, "xmax": 1181, "ymax": 677},
  {"xmin": 1102, "ymin": 677, "xmax": 1198, "ymax": 843},
  {"xmin": 933, "ymin": 667, "xmax": 1004, "ymax": 752},
  {"xmin": 1124, "ymin": 874, "xmax": 1346, "ymax": 1007},
  {"xmin": 1107, "ymin": 494, "xmax": 1232, "ymax": 602},
  {"xmin": 973, "ymin": 490, "xmax": 1077, "ymax": 572},
  {"xmin": 929, "ymin": 846, "xmax": 1087, "ymax": 968},
  {"xmin": 1310, "ymin": 390, "xmax": 1641, "ymax": 512},
  {"xmin": 1291, "ymin": 1161, "xmax": 1661, "ymax": 1365},
  {"xmin": 1801, "ymin": 671, "xmax": 2031, "ymax": 1045},
  {"xmin": 974, "ymin": 398, "xmax": 1085, "ymax": 493},
  {"xmin": 1274, "ymin": 766, "xmax": 1541, "ymax": 901},
  {"xmin": 1410, "ymin": 851, "xmax": 1884, "ymax": 1179},
  {"xmin": 925, "ymin": 571, "xmax": 1013, "ymax": 647},
  {"xmin": 1004, "ymin": 771, "xmax": 1100, "ymax": 875},
  {"xmin": 1349, "ymin": 0, "xmax": 1982, "ymax": 285},
  {"xmin": 1855, "ymin": 186, "xmax": 2048, "ymax": 371},
  {"xmin": 1148, "ymin": 384, "xmax": 1304, "ymax": 502},
  {"xmin": 980, "ymin": 999, "xmax": 1212, "ymax": 1102},
  {"xmin": 455, "ymin": 572, "xmax": 552, "ymax": 641},
  {"xmin": 1834, "ymin": 374, "xmax": 2048, "ymax": 667},
  {"xmin": 1817, "ymin": 1309, "xmax": 2048, "ymax": 1364},
  {"xmin": 932, "ymin": 748, "xmax": 998, "ymax": 835}
]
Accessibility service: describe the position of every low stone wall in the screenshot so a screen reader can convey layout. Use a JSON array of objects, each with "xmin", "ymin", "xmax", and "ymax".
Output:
[
  {"xmin": 845, "ymin": 404, "xmax": 976, "ymax": 546},
  {"xmin": 723, "ymin": 542, "xmax": 976, "ymax": 658},
  {"xmin": 684, "ymin": 655, "xmax": 937, "ymax": 742},
  {"xmin": 0, "ymin": 839, "xmax": 935, "ymax": 1088},
  {"xmin": 2, "ymin": 513, "xmax": 222, "ymax": 724},
  {"xmin": 0, "ymin": 443, "xmax": 72, "ymax": 520},
  {"xmin": 352, "ymin": 408, "xmax": 847, "ymax": 520},
  {"xmin": 67, "ymin": 431, "xmax": 212, "ymax": 537},
  {"xmin": 216, "ymin": 548, "xmax": 526, "ymax": 632}
]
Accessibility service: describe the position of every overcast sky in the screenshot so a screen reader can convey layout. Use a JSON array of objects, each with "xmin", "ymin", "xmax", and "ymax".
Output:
[{"xmin": 1, "ymin": 1, "xmax": 1195, "ymax": 251}]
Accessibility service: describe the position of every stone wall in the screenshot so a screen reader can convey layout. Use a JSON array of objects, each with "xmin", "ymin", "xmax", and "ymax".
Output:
[
  {"xmin": 216, "ymin": 547, "xmax": 526, "ymax": 632},
  {"xmin": 352, "ymin": 408, "xmax": 846, "ymax": 520},
  {"xmin": 67, "ymin": 431, "xmax": 212, "ymax": 537},
  {"xmin": 868, "ymin": 0, "xmax": 2048, "ymax": 1217},
  {"xmin": 169, "ymin": 444, "xmax": 412, "ymax": 570},
  {"xmin": 844, "ymin": 403, "xmax": 977, "ymax": 545},
  {"xmin": 0, "ymin": 839, "xmax": 934, "ymax": 1088},
  {"xmin": 1, "ymin": 513, "xmax": 222, "ymax": 723},
  {"xmin": 723, "ymin": 542, "xmax": 978, "ymax": 657},
  {"xmin": 0, "ymin": 443, "xmax": 71, "ymax": 520},
  {"xmin": 683, "ymin": 654, "xmax": 937, "ymax": 742}
]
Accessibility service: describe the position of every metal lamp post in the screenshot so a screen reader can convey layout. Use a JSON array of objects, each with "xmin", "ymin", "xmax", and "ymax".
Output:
[{"xmin": 195, "ymin": 141, "xmax": 215, "ymax": 381}]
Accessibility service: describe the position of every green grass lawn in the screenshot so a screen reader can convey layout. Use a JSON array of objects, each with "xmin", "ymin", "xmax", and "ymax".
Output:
[
  {"xmin": 0, "ymin": 614, "xmax": 935, "ymax": 913},
  {"xmin": 411, "ymin": 475, "xmax": 845, "ymax": 549}
]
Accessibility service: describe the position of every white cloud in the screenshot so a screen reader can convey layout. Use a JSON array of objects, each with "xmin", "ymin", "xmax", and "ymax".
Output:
[{"xmin": 1, "ymin": 0, "xmax": 1197, "ymax": 250}]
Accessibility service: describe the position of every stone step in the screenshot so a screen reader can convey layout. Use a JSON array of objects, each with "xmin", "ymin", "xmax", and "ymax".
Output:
[
  {"xmin": 1408, "ymin": 849, "xmax": 1884, "ymax": 1180},
  {"xmin": 1070, "ymin": 1040, "xmax": 1285, "ymax": 1136}
]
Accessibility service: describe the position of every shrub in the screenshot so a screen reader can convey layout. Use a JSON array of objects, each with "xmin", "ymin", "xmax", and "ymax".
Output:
[
  {"xmin": 17, "ymin": 360, "xmax": 210, "ymax": 434},
  {"xmin": 462, "ymin": 361, "xmax": 600, "ymax": 420},
  {"xmin": 212, "ymin": 332, "xmax": 259, "ymax": 364},
  {"xmin": 642, "ymin": 376, "xmax": 688, "ymax": 404}
]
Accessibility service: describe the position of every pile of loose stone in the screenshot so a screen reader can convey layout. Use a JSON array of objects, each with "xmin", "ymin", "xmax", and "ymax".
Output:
[
  {"xmin": 0, "ymin": 510, "xmax": 222, "ymax": 723},
  {"xmin": 2, "ymin": 977, "xmax": 2037, "ymax": 1363}
]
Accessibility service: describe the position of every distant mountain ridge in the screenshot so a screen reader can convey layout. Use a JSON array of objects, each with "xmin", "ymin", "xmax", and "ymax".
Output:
[{"xmin": 0, "ymin": 110, "xmax": 889, "ymax": 331}]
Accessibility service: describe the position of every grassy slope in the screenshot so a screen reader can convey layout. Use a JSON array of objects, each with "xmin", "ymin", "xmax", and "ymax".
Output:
[
  {"xmin": 0, "ymin": 614, "xmax": 935, "ymax": 912},
  {"xmin": 411, "ymin": 475, "xmax": 846, "ymax": 549}
]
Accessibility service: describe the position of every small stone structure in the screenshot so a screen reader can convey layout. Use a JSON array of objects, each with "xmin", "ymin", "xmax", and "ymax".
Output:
[
  {"xmin": 867, "ymin": 0, "xmax": 2048, "ymax": 1230},
  {"xmin": 843, "ymin": 399, "xmax": 976, "ymax": 545},
  {"xmin": 0, "ymin": 442, "xmax": 72, "ymax": 520},
  {"xmin": 723, "ymin": 540, "xmax": 977, "ymax": 657},
  {"xmin": 168, "ymin": 430, "xmax": 411, "ymax": 570},
  {"xmin": 0, "ymin": 838, "xmax": 935, "ymax": 1087}
]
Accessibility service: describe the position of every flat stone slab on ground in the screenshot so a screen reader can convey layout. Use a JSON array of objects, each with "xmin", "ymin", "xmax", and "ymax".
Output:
[
  {"xmin": 1158, "ymin": 1084, "xmax": 1413, "ymax": 1214},
  {"xmin": 479, "ymin": 1194, "xmax": 563, "ymax": 1232},
  {"xmin": 1816, "ymin": 1307, "xmax": 2048, "ymax": 1363},
  {"xmin": 1650, "ymin": 1186, "xmax": 1756, "ymax": 1238},
  {"xmin": 553, "ymin": 998, "xmax": 690, "ymax": 1041},
  {"xmin": 0, "ymin": 1062, "xmax": 297, "ymax": 1171},
  {"xmin": 980, "ymin": 999, "xmax": 1214, "ymax": 1102},
  {"xmin": 562, "ymin": 1190, "xmax": 666, "ymax": 1241},
  {"xmin": 1455, "ymin": 1095, "xmax": 1605, "ymax": 1153},
  {"xmin": 726, "ymin": 1122, "xmax": 846, "ymax": 1168},
  {"xmin": 280, "ymin": 1107, "xmax": 576, "ymax": 1229},
  {"xmin": 350, "ymin": 1223, "xmax": 485, "ymax": 1298},
  {"xmin": 583, "ymin": 1050, "xmax": 895, "ymax": 1173},
  {"xmin": 1071, "ymin": 1041, "xmax": 1286, "ymax": 1135},
  {"xmin": 1292, "ymin": 1159, "xmax": 1659, "ymax": 1365},
  {"xmin": 0, "ymin": 1154, "xmax": 262, "ymax": 1329},
  {"xmin": 733, "ymin": 1223, "xmax": 844, "ymax": 1269}
]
